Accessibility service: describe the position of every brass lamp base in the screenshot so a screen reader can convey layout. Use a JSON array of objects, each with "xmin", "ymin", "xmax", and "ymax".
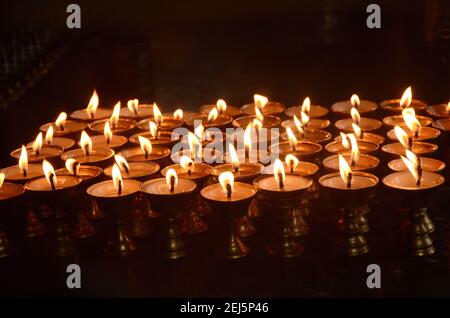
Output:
[
  {"xmin": 105, "ymin": 224, "xmax": 136, "ymax": 257},
  {"xmin": 72, "ymin": 210, "xmax": 95, "ymax": 239},
  {"xmin": 268, "ymin": 207, "xmax": 304, "ymax": 257},
  {"xmin": 337, "ymin": 208, "xmax": 369, "ymax": 256},
  {"xmin": 409, "ymin": 207, "xmax": 435, "ymax": 257},
  {"xmin": 163, "ymin": 213, "xmax": 187, "ymax": 259},
  {"xmin": 218, "ymin": 218, "xmax": 249, "ymax": 259},
  {"xmin": 86, "ymin": 199, "xmax": 106, "ymax": 220},
  {"xmin": 289, "ymin": 208, "xmax": 310, "ymax": 237},
  {"xmin": 25, "ymin": 208, "xmax": 46, "ymax": 237},
  {"xmin": 236, "ymin": 215, "xmax": 256, "ymax": 237},
  {"xmin": 53, "ymin": 216, "xmax": 75, "ymax": 258},
  {"xmin": 0, "ymin": 229, "xmax": 12, "ymax": 258}
]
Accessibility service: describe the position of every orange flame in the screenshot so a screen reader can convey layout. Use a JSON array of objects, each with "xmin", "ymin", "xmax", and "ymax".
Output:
[
  {"xmin": 127, "ymin": 99, "xmax": 139, "ymax": 115},
  {"xmin": 188, "ymin": 132, "xmax": 202, "ymax": 159},
  {"xmin": 165, "ymin": 168, "xmax": 178, "ymax": 191},
  {"xmin": 339, "ymin": 154, "xmax": 352, "ymax": 185},
  {"xmin": 19, "ymin": 145, "xmax": 28, "ymax": 176},
  {"xmin": 149, "ymin": 121, "xmax": 158, "ymax": 138},
  {"xmin": 255, "ymin": 106, "xmax": 264, "ymax": 122},
  {"xmin": 112, "ymin": 163, "xmax": 123, "ymax": 193},
  {"xmin": 402, "ymin": 107, "xmax": 421, "ymax": 136},
  {"xmin": 348, "ymin": 134, "xmax": 360, "ymax": 165},
  {"xmin": 274, "ymin": 158, "xmax": 286, "ymax": 189},
  {"xmin": 219, "ymin": 171, "xmax": 234, "ymax": 196},
  {"xmin": 207, "ymin": 107, "xmax": 218, "ymax": 122},
  {"xmin": 104, "ymin": 121, "xmax": 113, "ymax": 143},
  {"xmin": 350, "ymin": 107, "xmax": 360, "ymax": 125},
  {"xmin": 254, "ymin": 94, "xmax": 268, "ymax": 109},
  {"xmin": 340, "ymin": 132, "xmax": 350, "ymax": 149},
  {"xmin": 300, "ymin": 111, "xmax": 310, "ymax": 126},
  {"xmin": 394, "ymin": 125, "xmax": 410, "ymax": 149},
  {"xmin": 86, "ymin": 90, "xmax": 99, "ymax": 118},
  {"xmin": 351, "ymin": 94, "xmax": 360, "ymax": 108},
  {"xmin": 301, "ymin": 97, "xmax": 311, "ymax": 114},
  {"xmin": 228, "ymin": 143, "xmax": 240, "ymax": 171},
  {"xmin": 244, "ymin": 124, "xmax": 253, "ymax": 153},
  {"xmin": 286, "ymin": 126, "xmax": 298, "ymax": 149},
  {"xmin": 400, "ymin": 86, "xmax": 412, "ymax": 108},
  {"xmin": 42, "ymin": 159, "xmax": 57, "ymax": 188},
  {"xmin": 138, "ymin": 136, "xmax": 152, "ymax": 156},
  {"xmin": 180, "ymin": 155, "xmax": 194, "ymax": 171},
  {"xmin": 446, "ymin": 101, "xmax": 450, "ymax": 113},
  {"xmin": 401, "ymin": 149, "xmax": 419, "ymax": 183},
  {"xmin": 109, "ymin": 102, "xmax": 121, "ymax": 128},
  {"xmin": 45, "ymin": 126, "xmax": 54, "ymax": 144},
  {"xmin": 216, "ymin": 99, "xmax": 227, "ymax": 114},
  {"xmin": 114, "ymin": 154, "xmax": 130, "ymax": 173},
  {"xmin": 293, "ymin": 114, "xmax": 304, "ymax": 135},
  {"xmin": 351, "ymin": 123, "xmax": 362, "ymax": 139},
  {"xmin": 173, "ymin": 109, "xmax": 183, "ymax": 120},
  {"xmin": 285, "ymin": 154, "xmax": 299, "ymax": 171},
  {"xmin": 55, "ymin": 112, "xmax": 67, "ymax": 130},
  {"xmin": 0, "ymin": 172, "xmax": 4, "ymax": 189},
  {"xmin": 65, "ymin": 158, "xmax": 80, "ymax": 176},
  {"xmin": 153, "ymin": 103, "xmax": 163, "ymax": 126},
  {"xmin": 80, "ymin": 130, "xmax": 93, "ymax": 156},
  {"xmin": 195, "ymin": 124, "xmax": 205, "ymax": 140},
  {"xmin": 32, "ymin": 132, "xmax": 43, "ymax": 154},
  {"xmin": 252, "ymin": 118, "xmax": 263, "ymax": 131}
]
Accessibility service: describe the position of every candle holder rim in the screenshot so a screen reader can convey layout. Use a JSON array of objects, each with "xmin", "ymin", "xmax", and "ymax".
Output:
[
  {"xmin": 139, "ymin": 178, "xmax": 197, "ymax": 196},
  {"xmin": 69, "ymin": 107, "xmax": 112, "ymax": 121},
  {"xmin": 432, "ymin": 118, "xmax": 450, "ymax": 131},
  {"xmin": 24, "ymin": 175, "xmax": 83, "ymax": 192},
  {"xmin": 386, "ymin": 126, "xmax": 441, "ymax": 141},
  {"xmin": 382, "ymin": 171, "xmax": 444, "ymax": 191},
  {"xmin": 334, "ymin": 117, "xmax": 382, "ymax": 131},
  {"xmin": 161, "ymin": 162, "xmax": 212, "ymax": 178},
  {"xmin": 381, "ymin": 142, "xmax": 438, "ymax": 155},
  {"xmin": 426, "ymin": 104, "xmax": 450, "ymax": 117},
  {"xmin": 380, "ymin": 98, "xmax": 428, "ymax": 110},
  {"xmin": 387, "ymin": 158, "xmax": 446, "ymax": 172},
  {"xmin": 61, "ymin": 147, "xmax": 115, "ymax": 163},
  {"xmin": 87, "ymin": 179, "xmax": 142, "ymax": 198},
  {"xmin": 200, "ymin": 181, "xmax": 257, "ymax": 202},
  {"xmin": 0, "ymin": 163, "xmax": 44, "ymax": 181},
  {"xmin": 10, "ymin": 144, "xmax": 64, "ymax": 161},
  {"xmin": 322, "ymin": 153, "xmax": 380, "ymax": 171},
  {"xmin": 253, "ymin": 174, "xmax": 313, "ymax": 193},
  {"xmin": 0, "ymin": 182, "xmax": 25, "ymax": 200},
  {"xmin": 232, "ymin": 114, "xmax": 281, "ymax": 128},
  {"xmin": 270, "ymin": 140, "xmax": 323, "ymax": 155},
  {"xmin": 284, "ymin": 104, "xmax": 329, "ymax": 118},
  {"xmin": 382, "ymin": 114, "xmax": 433, "ymax": 127},
  {"xmin": 211, "ymin": 162, "xmax": 264, "ymax": 179},
  {"xmin": 136, "ymin": 117, "xmax": 184, "ymax": 131},
  {"xmin": 88, "ymin": 118, "xmax": 137, "ymax": 133},
  {"xmin": 281, "ymin": 118, "xmax": 331, "ymax": 129},
  {"xmin": 324, "ymin": 140, "xmax": 379, "ymax": 153},
  {"xmin": 319, "ymin": 171, "xmax": 379, "ymax": 190}
]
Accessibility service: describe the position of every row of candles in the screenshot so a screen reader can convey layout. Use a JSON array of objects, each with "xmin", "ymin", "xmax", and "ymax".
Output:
[{"xmin": 0, "ymin": 88, "xmax": 449, "ymax": 259}]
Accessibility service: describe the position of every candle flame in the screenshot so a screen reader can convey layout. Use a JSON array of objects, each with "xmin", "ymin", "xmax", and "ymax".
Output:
[
  {"xmin": 173, "ymin": 109, "xmax": 183, "ymax": 120},
  {"xmin": 153, "ymin": 103, "xmax": 163, "ymax": 125},
  {"xmin": 65, "ymin": 158, "xmax": 80, "ymax": 176},
  {"xmin": 340, "ymin": 132, "xmax": 350, "ymax": 149},
  {"xmin": 300, "ymin": 111, "xmax": 310, "ymax": 126},
  {"xmin": 348, "ymin": 133, "xmax": 360, "ymax": 164},
  {"xmin": 112, "ymin": 163, "xmax": 123, "ymax": 192},
  {"xmin": 104, "ymin": 121, "xmax": 113, "ymax": 143},
  {"xmin": 350, "ymin": 94, "xmax": 360, "ymax": 108},
  {"xmin": 216, "ymin": 99, "xmax": 227, "ymax": 114},
  {"xmin": 255, "ymin": 106, "xmax": 264, "ymax": 122},
  {"xmin": 149, "ymin": 121, "xmax": 158, "ymax": 137},
  {"xmin": 352, "ymin": 123, "xmax": 362, "ymax": 139},
  {"xmin": 293, "ymin": 114, "xmax": 304, "ymax": 135},
  {"xmin": 402, "ymin": 107, "xmax": 421, "ymax": 135},
  {"xmin": 350, "ymin": 107, "xmax": 360, "ymax": 124},
  {"xmin": 43, "ymin": 159, "xmax": 57, "ymax": 187},
  {"xmin": 86, "ymin": 90, "xmax": 99, "ymax": 118},
  {"xmin": 55, "ymin": 112, "xmax": 67, "ymax": 130},
  {"xmin": 195, "ymin": 124, "xmax": 204, "ymax": 140},
  {"xmin": 401, "ymin": 149, "xmax": 420, "ymax": 183},
  {"xmin": 254, "ymin": 94, "xmax": 268, "ymax": 109},
  {"xmin": 80, "ymin": 130, "xmax": 93, "ymax": 156},
  {"xmin": 188, "ymin": 132, "xmax": 202, "ymax": 159},
  {"xmin": 207, "ymin": 107, "xmax": 218, "ymax": 122},
  {"xmin": 180, "ymin": 155, "xmax": 194, "ymax": 170},
  {"xmin": 114, "ymin": 154, "xmax": 130, "ymax": 173},
  {"xmin": 219, "ymin": 171, "xmax": 234, "ymax": 195},
  {"xmin": 252, "ymin": 118, "xmax": 263, "ymax": 130},
  {"xmin": 394, "ymin": 125, "xmax": 410, "ymax": 148},
  {"xmin": 228, "ymin": 143, "xmax": 240, "ymax": 171},
  {"xmin": 0, "ymin": 172, "xmax": 4, "ymax": 189},
  {"xmin": 127, "ymin": 99, "xmax": 139, "ymax": 115},
  {"xmin": 339, "ymin": 154, "xmax": 351, "ymax": 185},
  {"xmin": 45, "ymin": 126, "xmax": 54, "ymax": 144},
  {"xmin": 19, "ymin": 145, "xmax": 28, "ymax": 175},
  {"xmin": 109, "ymin": 102, "xmax": 121, "ymax": 128},
  {"xmin": 446, "ymin": 101, "xmax": 450, "ymax": 113},
  {"xmin": 400, "ymin": 86, "xmax": 412, "ymax": 108},
  {"xmin": 285, "ymin": 154, "xmax": 299, "ymax": 170},
  {"xmin": 244, "ymin": 124, "xmax": 253, "ymax": 152},
  {"xmin": 286, "ymin": 126, "xmax": 298, "ymax": 148},
  {"xmin": 165, "ymin": 168, "xmax": 178, "ymax": 190},
  {"xmin": 32, "ymin": 132, "xmax": 43, "ymax": 154},
  {"xmin": 301, "ymin": 97, "xmax": 311, "ymax": 114},
  {"xmin": 138, "ymin": 136, "xmax": 152, "ymax": 156},
  {"xmin": 274, "ymin": 158, "xmax": 286, "ymax": 189}
]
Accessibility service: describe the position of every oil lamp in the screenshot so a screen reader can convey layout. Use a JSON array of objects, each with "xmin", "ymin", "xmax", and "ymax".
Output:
[
  {"xmin": 433, "ymin": 117, "xmax": 450, "ymax": 131},
  {"xmin": 233, "ymin": 106, "xmax": 281, "ymax": 129},
  {"xmin": 0, "ymin": 173, "xmax": 26, "ymax": 257},
  {"xmin": 88, "ymin": 102, "xmax": 137, "ymax": 136},
  {"xmin": 240, "ymin": 94, "xmax": 286, "ymax": 116},
  {"xmin": 385, "ymin": 108, "xmax": 440, "ymax": 141},
  {"xmin": 186, "ymin": 107, "xmax": 233, "ymax": 131},
  {"xmin": 1, "ymin": 145, "xmax": 44, "ymax": 181},
  {"xmin": 171, "ymin": 132, "xmax": 222, "ymax": 164},
  {"xmin": 89, "ymin": 121, "xmax": 128, "ymax": 149},
  {"xmin": 129, "ymin": 119, "xmax": 179, "ymax": 148},
  {"xmin": 199, "ymin": 99, "xmax": 241, "ymax": 118},
  {"xmin": 87, "ymin": 164, "xmax": 142, "ymax": 256},
  {"xmin": 382, "ymin": 126, "xmax": 438, "ymax": 157},
  {"xmin": 40, "ymin": 111, "xmax": 87, "ymax": 137},
  {"xmin": 426, "ymin": 101, "xmax": 450, "ymax": 118},
  {"xmin": 334, "ymin": 122, "xmax": 385, "ymax": 145},
  {"xmin": 119, "ymin": 99, "xmax": 154, "ymax": 119},
  {"xmin": 325, "ymin": 133, "xmax": 379, "ymax": 154},
  {"xmin": 281, "ymin": 111, "xmax": 330, "ymax": 130},
  {"xmin": 334, "ymin": 107, "xmax": 382, "ymax": 132},
  {"xmin": 140, "ymin": 169, "xmax": 197, "ymax": 259},
  {"xmin": 118, "ymin": 135, "xmax": 171, "ymax": 166},
  {"xmin": 61, "ymin": 130, "xmax": 115, "ymax": 168},
  {"xmin": 191, "ymin": 123, "xmax": 227, "ymax": 148},
  {"xmin": 201, "ymin": 171, "xmax": 257, "ymax": 259},
  {"xmin": 253, "ymin": 159, "xmax": 313, "ymax": 257},
  {"xmin": 70, "ymin": 90, "xmax": 112, "ymax": 121},
  {"xmin": 285, "ymin": 97, "xmax": 329, "ymax": 118},
  {"xmin": 11, "ymin": 133, "xmax": 63, "ymax": 163},
  {"xmin": 382, "ymin": 151, "xmax": 445, "ymax": 256},
  {"xmin": 104, "ymin": 154, "xmax": 160, "ymax": 181},
  {"xmin": 26, "ymin": 127, "xmax": 75, "ymax": 150},
  {"xmin": 331, "ymin": 94, "xmax": 378, "ymax": 115},
  {"xmin": 388, "ymin": 149, "xmax": 445, "ymax": 173},
  {"xmin": 319, "ymin": 155, "xmax": 379, "ymax": 256},
  {"xmin": 280, "ymin": 115, "xmax": 332, "ymax": 144},
  {"xmin": 161, "ymin": 156, "xmax": 212, "ymax": 234},
  {"xmin": 269, "ymin": 131, "xmax": 322, "ymax": 162},
  {"xmin": 136, "ymin": 103, "xmax": 184, "ymax": 132},
  {"xmin": 380, "ymin": 86, "xmax": 428, "ymax": 112}
]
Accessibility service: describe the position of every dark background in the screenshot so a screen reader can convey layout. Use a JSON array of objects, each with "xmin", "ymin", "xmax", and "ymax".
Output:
[{"xmin": 0, "ymin": 0, "xmax": 449, "ymax": 297}]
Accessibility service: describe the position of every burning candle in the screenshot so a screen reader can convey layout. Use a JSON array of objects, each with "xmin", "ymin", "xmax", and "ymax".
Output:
[
  {"xmin": 26, "ymin": 127, "xmax": 75, "ymax": 150},
  {"xmin": 331, "ymin": 94, "xmax": 378, "ymax": 115},
  {"xmin": 240, "ymin": 94, "xmax": 286, "ymax": 116},
  {"xmin": 285, "ymin": 97, "xmax": 329, "ymax": 118},
  {"xmin": 199, "ymin": 99, "xmax": 241, "ymax": 118},
  {"xmin": 281, "ymin": 112, "xmax": 330, "ymax": 130},
  {"xmin": 426, "ymin": 101, "xmax": 450, "ymax": 118},
  {"xmin": 89, "ymin": 121, "xmax": 128, "ymax": 149},
  {"xmin": 119, "ymin": 99, "xmax": 153, "ymax": 119},
  {"xmin": 60, "ymin": 130, "xmax": 115, "ymax": 167},
  {"xmin": 380, "ymin": 86, "xmax": 428, "ymax": 112},
  {"xmin": 104, "ymin": 154, "xmax": 160, "ymax": 181},
  {"xmin": 382, "ymin": 125, "xmax": 438, "ymax": 156},
  {"xmin": 10, "ymin": 134, "xmax": 63, "ymax": 163},
  {"xmin": 25, "ymin": 160, "xmax": 82, "ymax": 192},
  {"xmin": 334, "ymin": 107, "xmax": 382, "ymax": 132},
  {"xmin": 334, "ymin": 122, "xmax": 385, "ymax": 145},
  {"xmin": 40, "ymin": 112, "xmax": 87, "ymax": 137},
  {"xmin": 70, "ymin": 90, "xmax": 113, "ymax": 121},
  {"xmin": 325, "ymin": 133, "xmax": 379, "ymax": 154},
  {"xmin": 388, "ymin": 149, "xmax": 445, "ymax": 174},
  {"xmin": 270, "ymin": 131, "xmax": 322, "ymax": 160},
  {"xmin": 162, "ymin": 155, "xmax": 211, "ymax": 181},
  {"xmin": 171, "ymin": 132, "xmax": 222, "ymax": 164},
  {"xmin": 118, "ymin": 135, "xmax": 170, "ymax": 166},
  {"xmin": 280, "ymin": 114, "xmax": 331, "ymax": 144},
  {"xmin": 136, "ymin": 103, "xmax": 184, "ymax": 132},
  {"xmin": 1, "ymin": 145, "xmax": 44, "ymax": 182},
  {"xmin": 88, "ymin": 102, "xmax": 137, "ymax": 135},
  {"xmin": 385, "ymin": 108, "xmax": 440, "ymax": 141},
  {"xmin": 185, "ymin": 107, "xmax": 233, "ymax": 130},
  {"xmin": 233, "ymin": 106, "xmax": 281, "ymax": 129}
]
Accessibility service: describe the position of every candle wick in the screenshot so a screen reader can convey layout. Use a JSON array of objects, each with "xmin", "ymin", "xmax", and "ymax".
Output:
[
  {"xmin": 347, "ymin": 172, "xmax": 353, "ymax": 189},
  {"xmin": 290, "ymin": 164, "xmax": 294, "ymax": 173},
  {"xmin": 49, "ymin": 173, "xmax": 56, "ymax": 191},
  {"xmin": 124, "ymin": 165, "xmax": 130, "ymax": 174},
  {"xmin": 416, "ymin": 158, "xmax": 422, "ymax": 186},
  {"xmin": 118, "ymin": 179, "xmax": 122, "ymax": 195},
  {"xmin": 22, "ymin": 168, "xmax": 27, "ymax": 177},
  {"xmin": 360, "ymin": 131, "xmax": 364, "ymax": 139},
  {"xmin": 226, "ymin": 183, "xmax": 232, "ymax": 199},
  {"xmin": 106, "ymin": 136, "xmax": 111, "ymax": 145},
  {"xmin": 415, "ymin": 130, "xmax": 419, "ymax": 138},
  {"xmin": 170, "ymin": 176, "xmax": 175, "ymax": 192},
  {"xmin": 408, "ymin": 137, "xmax": 413, "ymax": 150},
  {"xmin": 72, "ymin": 162, "xmax": 78, "ymax": 177},
  {"xmin": 188, "ymin": 163, "xmax": 192, "ymax": 176},
  {"xmin": 278, "ymin": 172, "xmax": 284, "ymax": 189},
  {"xmin": 155, "ymin": 128, "xmax": 159, "ymax": 140},
  {"xmin": 36, "ymin": 149, "xmax": 40, "ymax": 156},
  {"xmin": 144, "ymin": 150, "xmax": 148, "ymax": 159}
]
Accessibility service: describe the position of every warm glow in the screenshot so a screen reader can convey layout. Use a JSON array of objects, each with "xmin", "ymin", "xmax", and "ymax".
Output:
[
  {"xmin": 401, "ymin": 149, "xmax": 419, "ymax": 183},
  {"xmin": 173, "ymin": 109, "xmax": 183, "ymax": 120},
  {"xmin": 86, "ymin": 90, "xmax": 99, "ymax": 118},
  {"xmin": 273, "ymin": 158, "xmax": 286, "ymax": 189},
  {"xmin": 80, "ymin": 130, "xmax": 93, "ymax": 156},
  {"xmin": 244, "ymin": 124, "xmax": 253, "ymax": 152},
  {"xmin": 112, "ymin": 164, "xmax": 123, "ymax": 192},
  {"xmin": 254, "ymin": 94, "xmax": 268, "ymax": 109},
  {"xmin": 0, "ymin": 172, "xmax": 4, "ymax": 189},
  {"xmin": 127, "ymin": 99, "xmax": 139, "ymax": 115},
  {"xmin": 138, "ymin": 136, "xmax": 152, "ymax": 155},
  {"xmin": 293, "ymin": 114, "xmax": 304, "ymax": 135},
  {"xmin": 104, "ymin": 121, "xmax": 113, "ymax": 143},
  {"xmin": 114, "ymin": 154, "xmax": 130, "ymax": 173},
  {"xmin": 350, "ymin": 107, "xmax": 360, "ymax": 124},
  {"xmin": 394, "ymin": 125, "xmax": 410, "ymax": 148},
  {"xmin": 348, "ymin": 134, "xmax": 360, "ymax": 164},
  {"xmin": 180, "ymin": 155, "xmax": 194, "ymax": 171},
  {"xmin": 207, "ymin": 107, "xmax": 218, "ymax": 122},
  {"xmin": 286, "ymin": 127, "xmax": 298, "ymax": 148},
  {"xmin": 300, "ymin": 111, "xmax": 310, "ymax": 126},
  {"xmin": 351, "ymin": 123, "xmax": 362, "ymax": 139},
  {"xmin": 165, "ymin": 168, "xmax": 179, "ymax": 190},
  {"xmin": 400, "ymin": 86, "xmax": 412, "ymax": 108},
  {"xmin": 19, "ymin": 145, "xmax": 28, "ymax": 175},
  {"xmin": 43, "ymin": 159, "xmax": 57, "ymax": 187},
  {"xmin": 340, "ymin": 132, "xmax": 350, "ymax": 149},
  {"xmin": 65, "ymin": 158, "xmax": 80, "ymax": 176},
  {"xmin": 149, "ymin": 121, "xmax": 158, "ymax": 137},
  {"xmin": 228, "ymin": 143, "xmax": 240, "ymax": 171},
  {"xmin": 195, "ymin": 124, "xmax": 205, "ymax": 140},
  {"xmin": 188, "ymin": 132, "xmax": 202, "ymax": 158},
  {"xmin": 32, "ymin": 132, "xmax": 43, "ymax": 154},
  {"xmin": 216, "ymin": 99, "xmax": 227, "ymax": 113},
  {"xmin": 402, "ymin": 107, "xmax": 421, "ymax": 135},
  {"xmin": 301, "ymin": 97, "xmax": 311, "ymax": 114},
  {"xmin": 153, "ymin": 103, "xmax": 163, "ymax": 125},
  {"xmin": 55, "ymin": 112, "xmax": 67, "ymax": 130},
  {"xmin": 339, "ymin": 154, "xmax": 351, "ymax": 185},
  {"xmin": 219, "ymin": 171, "xmax": 234, "ymax": 195},
  {"xmin": 255, "ymin": 106, "xmax": 264, "ymax": 121},
  {"xmin": 446, "ymin": 101, "xmax": 450, "ymax": 113},
  {"xmin": 45, "ymin": 126, "xmax": 54, "ymax": 144},
  {"xmin": 252, "ymin": 118, "xmax": 263, "ymax": 130},
  {"xmin": 350, "ymin": 94, "xmax": 360, "ymax": 108},
  {"xmin": 109, "ymin": 101, "xmax": 121, "ymax": 128},
  {"xmin": 285, "ymin": 154, "xmax": 299, "ymax": 170}
]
